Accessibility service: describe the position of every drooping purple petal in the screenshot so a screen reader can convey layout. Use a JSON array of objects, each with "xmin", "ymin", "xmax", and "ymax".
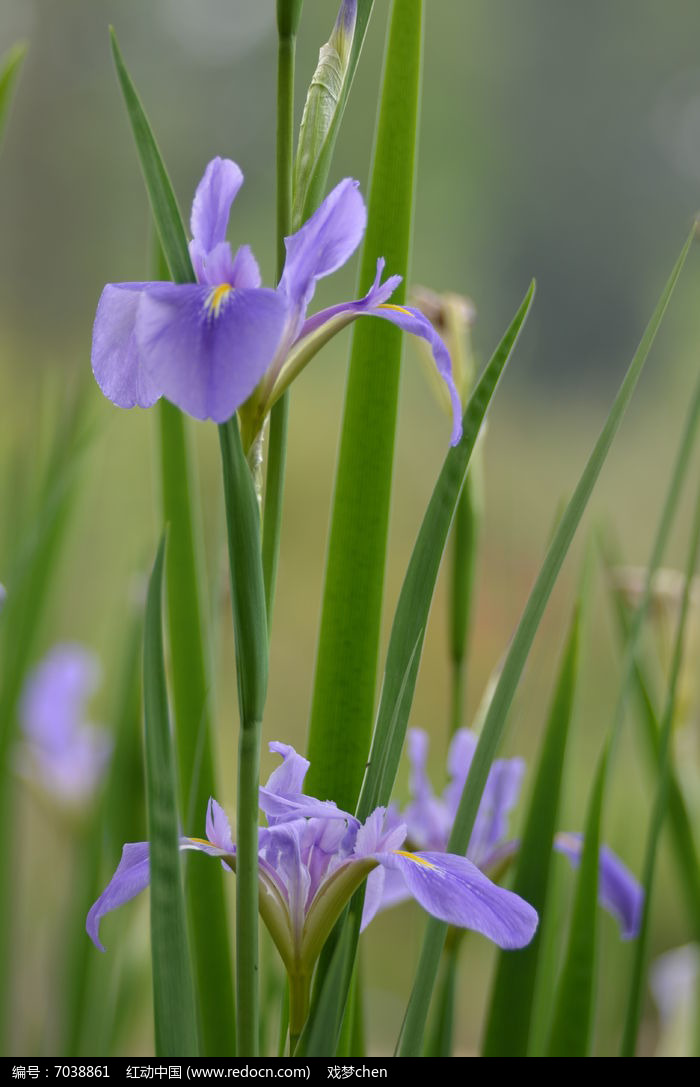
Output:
[
  {"xmin": 87, "ymin": 842, "xmax": 151, "ymax": 952},
  {"xmin": 377, "ymin": 850, "xmax": 538, "ymax": 949},
  {"xmin": 87, "ymin": 832, "xmax": 233, "ymax": 951},
  {"xmin": 369, "ymin": 302, "xmax": 463, "ymax": 445},
  {"xmin": 287, "ymin": 257, "xmax": 462, "ymax": 445},
  {"xmin": 189, "ymin": 157, "xmax": 243, "ymax": 259},
  {"xmin": 554, "ymin": 832, "xmax": 644, "ymax": 939},
  {"xmin": 136, "ymin": 283, "xmax": 288, "ymax": 422},
  {"xmin": 91, "ymin": 283, "xmax": 163, "ymax": 410},
  {"xmin": 279, "ymin": 178, "xmax": 366, "ymax": 319}
]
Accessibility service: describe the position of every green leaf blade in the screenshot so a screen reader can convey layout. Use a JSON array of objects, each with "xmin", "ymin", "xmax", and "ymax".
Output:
[
  {"xmin": 546, "ymin": 748, "xmax": 607, "ymax": 1057},
  {"xmin": 306, "ymin": 0, "xmax": 424, "ymax": 813},
  {"xmin": 395, "ymin": 226, "xmax": 695, "ymax": 1057},
  {"xmin": 482, "ymin": 597, "xmax": 582, "ymax": 1057},
  {"xmin": 144, "ymin": 537, "xmax": 199, "ymax": 1059},
  {"xmin": 109, "ymin": 28, "xmax": 192, "ymax": 285}
]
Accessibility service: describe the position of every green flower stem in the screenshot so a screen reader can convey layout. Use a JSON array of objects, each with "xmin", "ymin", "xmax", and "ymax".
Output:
[
  {"xmin": 289, "ymin": 969, "xmax": 312, "ymax": 1051},
  {"xmin": 262, "ymin": 19, "xmax": 297, "ymax": 628},
  {"xmin": 218, "ymin": 418, "xmax": 269, "ymax": 1058}
]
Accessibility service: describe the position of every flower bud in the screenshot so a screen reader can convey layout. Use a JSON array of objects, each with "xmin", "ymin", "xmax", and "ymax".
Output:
[
  {"xmin": 411, "ymin": 286, "xmax": 476, "ymax": 413},
  {"xmin": 292, "ymin": 0, "xmax": 357, "ymax": 226}
]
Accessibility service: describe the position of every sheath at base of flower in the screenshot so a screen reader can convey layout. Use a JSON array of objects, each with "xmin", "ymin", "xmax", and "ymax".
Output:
[
  {"xmin": 362, "ymin": 728, "xmax": 644, "ymax": 941},
  {"xmin": 87, "ymin": 741, "xmax": 536, "ymax": 1037},
  {"xmin": 91, "ymin": 157, "xmax": 463, "ymax": 449}
]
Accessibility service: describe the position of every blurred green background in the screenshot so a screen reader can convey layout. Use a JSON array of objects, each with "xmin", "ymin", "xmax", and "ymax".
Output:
[{"xmin": 1, "ymin": 0, "xmax": 700, "ymax": 1057}]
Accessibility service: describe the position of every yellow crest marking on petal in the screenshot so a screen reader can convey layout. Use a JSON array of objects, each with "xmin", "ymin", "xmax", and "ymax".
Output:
[
  {"xmin": 378, "ymin": 303, "xmax": 412, "ymax": 318},
  {"xmin": 206, "ymin": 284, "xmax": 233, "ymax": 318},
  {"xmin": 188, "ymin": 837, "xmax": 213, "ymax": 847},
  {"xmin": 393, "ymin": 849, "xmax": 437, "ymax": 869}
]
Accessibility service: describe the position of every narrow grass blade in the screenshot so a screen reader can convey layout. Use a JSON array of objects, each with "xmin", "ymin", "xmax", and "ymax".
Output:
[
  {"xmin": 305, "ymin": 0, "xmax": 424, "ymax": 813},
  {"xmin": 144, "ymin": 537, "xmax": 198, "ymax": 1058},
  {"xmin": 449, "ymin": 467, "xmax": 481, "ymax": 733},
  {"xmin": 358, "ymin": 285, "xmax": 534, "ymax": 820},
  {"xmin": 219, "ymin": 416, "xmax": 269, "ymax": 1057},
  {"xmin": 546, "ymin": 746, "xmax": 607, "ymax": 1056},
  {"xmin": 0, "ymin": 42, "xmax": 27, "ymax": 152},
  {"xmin": 395, "ymin": 226, "xmax": 695, "ymax": 1056},
  {"xmin": 620, "ymin": 477, "xmax": 700, "ymax": 1056},
  {"xmin": 424, "ymin": 936, "xmax": 460, "ymax": 1057},
  {"xmin": 482, "ymin": 593, "xmax": 583, "ymax": 1056},
  {"xmin": 158, "ymin": 399, "xmax": 236, "ymax": 1056},
  {"xmin": 109, "ymin": 28, "xmax": 192, "ymax": 284}
]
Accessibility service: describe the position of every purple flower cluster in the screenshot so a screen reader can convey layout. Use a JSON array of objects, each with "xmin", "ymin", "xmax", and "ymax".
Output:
[
  {"xmin": 87, "ymin": 741, "xmax": 537, "ymax": 963},
  {"xmin": 364, "ymin": 728, "xmax": 643, "ymax": 940},
  {"xmin": 92, "ymin": 158, "xmax": 463, "ymax": 444}
]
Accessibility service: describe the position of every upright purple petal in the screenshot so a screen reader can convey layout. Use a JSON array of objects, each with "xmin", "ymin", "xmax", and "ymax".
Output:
[
  {"xmin": 206, "ymin": 798, "xmax": 234, "ymax": 852},
  {"xmin": 352, "ymin": 808, "xmax": 406, "ymax": 857},
  {"xmin": 554, "ymin": 832, "xmax": 644, "ymax": 939},
  {"xmin": 87, "ymin": 842, "xmax": 151, "ymax": 951},
  {"xmin": 230, "ymin": 245, "xmax": 262, "ymax": 289},
  {"xmin": 360, "ymin": 865, "xmax": 411, "ymax": 931},
  {"xmin": 280, "ymin": 178, "xmax": 366, "ymax": 317},
  {"xmin": 190, "ymin": 158, "xmax": 243, "ymax": 256},
  {"xmin": 378, "ymin": 850, "xmax": 538, "ymax": 949},
  {"xmin": 265, "ymin": 742, "xmax": 311, "ymax": 797},
  {"xmin": 468, "ymin": 757, "xmax": 525, "ymax": 867},
  {"xmin": 135, "ymin": 283, "xmax": 288, "ymax": 422},
  {"xmin": 91, "ymin": 283, "xmax": 163, "ymax": 410}
]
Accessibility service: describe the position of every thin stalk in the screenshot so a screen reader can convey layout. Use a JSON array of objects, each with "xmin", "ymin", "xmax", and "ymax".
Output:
[
  {"xmin": 218, "ymin": 417, "xmax": 269, "ymax": 1058},
  {"xmin": 262, "ymin": 26, "xmax": 296, "ymax": 628},
  {"xmin": 237, "ymin": 722, "xmax": 263, "ymax": 1055}
]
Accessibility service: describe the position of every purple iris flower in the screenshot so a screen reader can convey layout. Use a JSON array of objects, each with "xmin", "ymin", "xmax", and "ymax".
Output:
[
  {"xmin": 19, "ymin": 645, "xmax": 112, "ymax": 805},
  {"xmin": 91, "ymin": 158, "xmax": 462, "ymax": 445},
  {"xmin": 87, "ymin": 740, "xmax": 536, "ymax": 1032},
  {"xmin": 363, "ymin": 728, "xmax": 643, "ymax": 940}
]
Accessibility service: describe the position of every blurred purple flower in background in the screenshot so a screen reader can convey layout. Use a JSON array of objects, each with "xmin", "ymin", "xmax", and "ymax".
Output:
[
  {"xmin": 362, "ymin": 728, "xmax": 644, "ymax": 940},
  {"xmin": 87, "ymin": 741, "xmax": 537, "ymax": 965},
  {"xmin": 19, "ymin": 645, "xmax": 112, "ymax": 805},
  {"xmin": 0, "ymin": 583, "xmax": 6, "ymax": 612},
  {"xmin": 92, "ymin": 158, "xmax": 462, "ymax": 443}
]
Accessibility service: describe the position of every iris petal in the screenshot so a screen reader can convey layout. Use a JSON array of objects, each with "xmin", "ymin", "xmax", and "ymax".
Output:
[
  {"xmin": 378, "ymin": 850, "xmax": 538, "ymax": 950},
  {"xmin": 280, "ymin": 177, "xmax": 366, "ymax": 317},
  {"xmin": 189, "ymin": 157, "xmax": 243, "ymax": 255},
  {"xmin": 554, "ymin": 832, "xmax": 644, "ymax": 939},
  {"xmin": 136, "ymin": 283, "xmax": 288, "ymax": 422},
  {"xmin": 91, "ymin": 283, "xmax": 163, "ymax": 409}
]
